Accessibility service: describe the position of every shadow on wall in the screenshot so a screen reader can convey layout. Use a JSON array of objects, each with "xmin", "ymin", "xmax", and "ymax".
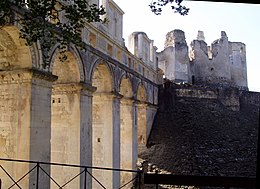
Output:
[{"xmin": 158, "ymin": 79, "xmax": 175, "ymax": 112}]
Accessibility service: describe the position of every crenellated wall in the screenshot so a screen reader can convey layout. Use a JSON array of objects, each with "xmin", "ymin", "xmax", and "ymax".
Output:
[{"xmin": 158, "ymin": 29, "xmax": 248, "ymax": 90}]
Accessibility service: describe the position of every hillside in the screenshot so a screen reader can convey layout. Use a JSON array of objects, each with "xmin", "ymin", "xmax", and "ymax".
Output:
[{"xmin": 139, "ymin": 87, "xmax": 259, "ymax": 177}]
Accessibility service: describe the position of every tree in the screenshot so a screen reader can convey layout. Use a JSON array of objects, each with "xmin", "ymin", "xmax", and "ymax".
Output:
[
  {"xmin": 149, "ymin": 0, "xmax": 189, "ymax": 15},
  {"xmin": 0, "ymin": 0, "xmax": 106, "ymax": 68}
]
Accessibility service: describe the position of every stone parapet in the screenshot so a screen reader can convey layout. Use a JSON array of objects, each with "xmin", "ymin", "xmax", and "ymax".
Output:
[{"xmin": 175, "ymin": 88, "xmax": 218, "ymax": 99}]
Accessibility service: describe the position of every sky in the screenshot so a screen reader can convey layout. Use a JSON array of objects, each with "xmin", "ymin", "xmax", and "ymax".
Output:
[{"xmin": 113, "ymin": 0, "xmax": 260, "ymax": 92}]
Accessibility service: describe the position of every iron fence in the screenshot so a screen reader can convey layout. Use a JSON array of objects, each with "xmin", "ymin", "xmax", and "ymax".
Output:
[
  {"xmin": 1, "ymin": 158, "xmax": 258, "ymax": 189},
  {"xmin": 0, "ymin": 158, "xmax": 142, "ymax": 189}
]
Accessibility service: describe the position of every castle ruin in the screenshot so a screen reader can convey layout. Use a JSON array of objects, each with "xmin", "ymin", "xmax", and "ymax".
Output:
[{"xmin": 158, "ymin": 29, "xmax": 248, "ymax": 90}]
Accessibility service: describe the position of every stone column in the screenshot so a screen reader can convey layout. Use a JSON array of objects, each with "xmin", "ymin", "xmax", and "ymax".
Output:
[
  {"xmin": 80, "ymin": 83, "xmax": 96, "ymax": 189},
  {"xmin": 0, "ymin": 68, "xmax": 57, "ymax": 189},
  {"xmin": 113, "ymin": 92, "xmax": 122, "ymax": 189},
  {"xmin": 132, "ymin": 101, "xmax": 139, "ymax": 168},
  {"xmin": 51, "ymin": 82, "xmax": 95, "ymax": 189},
  {"xmin": 136, "ymin": 103, "xmax": 148, "ymax": 154},
  {"xmin": 30, "ymin": 70, "xmax": 57, "ymax": 189},
  {"xmin": 120, "ymin": 97, "xmax": 135, "ymax": 186},
  {"xmin": 51, "ymin": 83, "xmax": 81, "ymax": 188},
  {"xmin": 92, "ymin": 92, "xmax": 121, "ymax": 189}
]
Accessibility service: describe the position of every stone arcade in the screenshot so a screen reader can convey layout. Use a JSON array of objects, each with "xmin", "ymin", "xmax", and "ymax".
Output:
[{"xmin": 0, "ymin": 1, "xmax": 159, "ymax": 188}]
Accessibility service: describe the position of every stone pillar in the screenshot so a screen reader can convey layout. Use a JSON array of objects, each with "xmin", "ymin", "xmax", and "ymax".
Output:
[
  {"xmin": 113, "ymin": 92, "xmax": 121, "ymax": 189},
  {"xmin": 51, "ymin": 83, "xmax": 81, "ymax": 189},
  {"xmin": 80, "ymin": 83, "xmax": 96, "ymax": 189},
  {"xmin": 30, "ymin": 70, "xmax": 57, "ymax": 189},
  {"xmin": 51, "ymin": 83, "xmax": 95, "ymax": 189},
  {"xmin": 120, "ymin": 98, "xmax": 135, "ymax": 186},
  {"xmin": 92, "ymin": 92, "xmax": 121, "ymax": 189},
  {"xmin": 0, "ymin": 68, "xmax": 57, "ymax": 189},
  {"xmin": 137, "ymin": 103, "xmax": 148, "ymax": 154},
  {"xmin": 132, "ymin": 101, "xmax": 139, "ymax": 170}
]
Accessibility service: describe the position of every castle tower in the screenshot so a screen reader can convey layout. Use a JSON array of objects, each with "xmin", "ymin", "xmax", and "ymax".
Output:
[
  {"xmin": 190, "ymin": 31, "xmax": 236, "ymax": 86},
  {"xmin": 211, "ymin": 31, "xmax": 231, "ymax": 82},
  {"xmin": 157, "ymin": 29, "xmax": 190, "ymax": 82},
  {"xmin": 229, "ymin": 42, "xmax": 248, "ymax": 89},
  {"xmin": 197, "ymin": 30, "xmax": 205, "ymax": 41}
]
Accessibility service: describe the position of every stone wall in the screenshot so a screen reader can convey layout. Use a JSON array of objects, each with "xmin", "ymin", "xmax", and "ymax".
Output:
[{"xmin": 140, "ymin": 82, "xmax": 259, "ymax": 181}]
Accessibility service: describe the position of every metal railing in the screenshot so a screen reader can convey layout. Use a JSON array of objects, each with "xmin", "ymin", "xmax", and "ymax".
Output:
[
  {"xmin": 0, "ymin": 158, "xmax": 142, "ymax": 189},
  {"xmin": 0, "ymin": 158, "xmax": 258, "ymax": 189}
]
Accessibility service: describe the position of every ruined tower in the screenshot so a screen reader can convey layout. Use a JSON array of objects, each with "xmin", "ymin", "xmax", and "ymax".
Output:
[
  {"xmin": 158, "ymin": 29, "xmax": 248, "ymax": 90},
  {"xmin": 157, "ymin": 29, "xmax": 190, "ymax": 82}
]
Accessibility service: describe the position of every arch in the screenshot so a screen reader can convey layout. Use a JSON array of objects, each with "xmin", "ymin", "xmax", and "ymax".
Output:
[
  {"xmin": 91, "ymin": 60, "xmax": 113, "ymax": 92},
  {"xmin": 49, "ymin": 45, "xmax": 85, "ymax": 82},
  {"xmin": 0, "ymin": 26, "xmax": 33, "ymax": 69},
  {"xmin": 136, "ymin": 82, "xmax": 147, "ymax": 102},
  {"xmin": 120, "ymin": 75, "xmax": 133, "ymax": 98},
  {"xmin": 52, "ymin": 51, "xmax": 81, "ymax": 83}
]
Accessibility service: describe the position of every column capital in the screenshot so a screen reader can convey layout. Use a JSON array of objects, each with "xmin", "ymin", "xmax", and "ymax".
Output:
[
  {"xmin": 81, "ymin": 82, "xmax": 97, "ymax": 93},
  {"xmin": 52, "ymin": 82, "xmax": 99, "ymax": 96},
  {"xmin": 113, "ymin": 91, "xmax": 124, "ymax": 99},
  {"xmin": 135, "ymin": 101, "xmax": 148, "ymax": 108},
  {"xmin": 32, "ymin": 68, "xmax": 58, "ymax": 82},
  {"xmin": 120, "ymin": 97, "xmax": 134, "ymax": 106},
  {"xmin": 52, "ymin": 83, "xmax": 82, "ymax": 94},
  {"xmin": 0, "ymin": 68, "xmax": 58, "ymax": 84}
]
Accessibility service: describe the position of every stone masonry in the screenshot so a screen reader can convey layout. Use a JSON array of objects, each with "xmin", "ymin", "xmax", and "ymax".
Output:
[
  {"xmin": 158, "ymin": 30, "xmax": 248, "ymax": 90},
  {"xmin": 139, "ymin": 81, "xmax": 259, "ymax": 188}
]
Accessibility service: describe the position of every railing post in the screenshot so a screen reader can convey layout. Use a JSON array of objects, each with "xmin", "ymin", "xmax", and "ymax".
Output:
[
  {"xmin": 140, "ymin": 160, "xmax": 148, "ymax": 189},
  {"xmin": 84, "ymin": 167, "xmax": 87, "ymax": 189},
  {"xmin": 138, "ymin": 171, "xmax": 142, "ymax": 189},
  {"xmin": 155, "ymin": 170, "xmax": 159, "ymax": 189},
  {"xmin": 36, "ymin": 163, "xmax": 40, "ymax": 189},
  {"xmin": 256, "ymin": 108, "xmax": 260, "ymax": 189}
]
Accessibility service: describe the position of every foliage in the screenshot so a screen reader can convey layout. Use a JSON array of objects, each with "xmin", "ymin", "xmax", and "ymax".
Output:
[
  {"xmin": 0, "ymin": 0, "xmax": 106, "ymax": 67},
  {"xmin": 149, "ymin": 0, "xmax": 189, "ymax": 15}
]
